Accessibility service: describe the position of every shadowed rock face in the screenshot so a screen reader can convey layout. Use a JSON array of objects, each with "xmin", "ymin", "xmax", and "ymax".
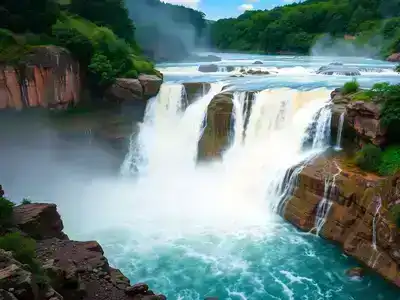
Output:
[
  {"xmin": 182, "ymin": 82, "xmax": 211, "ymax": 105},
  {"xmin": 0, "ymin": 46, "xmax": 80, "ymax": 111},
  {"xmin": 283, "ymin": 155, "xmax": 400, "ymax": 288}
]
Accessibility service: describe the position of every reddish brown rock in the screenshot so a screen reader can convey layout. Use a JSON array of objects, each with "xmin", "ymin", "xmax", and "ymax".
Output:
[
  {"xmin": 387, "ymin": 53, "xmax": 400, "ymax": 62},
  {"xmin": 283, "ymin": 155, "xmax": 400, "ymax": 287},
  {"xmin": 138, "ymin": 75, "xmax": 162, "ymax": 99},
  {"xmin": 13, "ymin": 204, "xmax": 68, "ymax": 240},
  {"xmin": 0, "ymin": 46, "xmax": 80, "ymax": 111}
]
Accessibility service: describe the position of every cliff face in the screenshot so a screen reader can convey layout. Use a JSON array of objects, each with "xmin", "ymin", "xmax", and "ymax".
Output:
[
  {"xmin": 0, "ymin": 46, "xmax": 80, "ymax": 110},
  {"xmin": 283, "ymin": 155, "xmax": 400, "ymax": 287}
]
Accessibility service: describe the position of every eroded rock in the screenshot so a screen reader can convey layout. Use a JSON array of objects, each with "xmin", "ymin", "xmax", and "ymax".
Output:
[
  {"xmin": 13, "ymin": 204, "xmax": 67, "ymax": 240},
  {"xmin": 105, "ymin": 79, "xmax": 143, "ymax": 103}
]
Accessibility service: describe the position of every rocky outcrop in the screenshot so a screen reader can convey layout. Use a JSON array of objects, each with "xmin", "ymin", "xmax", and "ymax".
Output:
[
  {"xmin": 387, "ymin": 53, "xmax": 400, "ymax": 62},
  {"xmin": 330, "ymin": 91, "xmax": 386, "ymax": 148},
  {"xmin": 283, "ymin": 155, "xmax": 400, "ymax": 287},
  {"xmin": 0, "ymin": 202, "xmax": 166, "ymax": 300},
  {"xmin": 0, "ymin": 46, "xmax": 80, "ymax": 110},
  {"xmin": 317, "ymin": 65, "xmax": 361, "ymax": 76},
  {"xmin": 197, "ymin": 91, "xmax": 234, "ymax": 160},
  {"xmin": 105, "ymin": 75, "xmax": 162, "ymax": 104},
  {"xmin": 198, "ymin": 64, "xmax": 219, "ymax": 73}
]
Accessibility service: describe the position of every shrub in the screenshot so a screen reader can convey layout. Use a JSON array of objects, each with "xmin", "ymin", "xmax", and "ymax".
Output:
[
  {"xmin": 379, "ymin": 146, "xmax": 400, "ymax": 176},
  {"xmin": 88, "ymin": 53, "xmax": 117, "ymax": 87},
  {"xmin": 380, "ymin": 84, "xmax": 400, "ymax": 143},
  {"xmin": 342, "ymin": 79, "xmax": 360, "ymax": 95},
  {"xmin": 355, "ymin": 144, "xmax": 382, "ymax": 173},
  {"xmin": 22, "ymin": 198, "xmax": 32, "ymax": 205},
  {"xmin": 0, "ymin": 232, "xmax": 38, "ymax": 270},
  {"xmin": 396, "ymin": 65, "xmax": 400, "ymax": 73},
  {"xmin": 0, "ymin": 196, "xmax": 15, "ymax": 230}
]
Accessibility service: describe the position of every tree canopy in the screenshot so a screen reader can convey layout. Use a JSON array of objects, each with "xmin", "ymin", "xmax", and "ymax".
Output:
[{"xmin": 210, "ymin": 0, "xmax": 400, "ymax": 57}]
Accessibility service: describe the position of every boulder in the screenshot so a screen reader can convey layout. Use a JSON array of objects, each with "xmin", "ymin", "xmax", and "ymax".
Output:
[
  {"xmin": 13, "ymin": 204, "xmax": 68, "ymax": 240},
  {"xmin": 245, "ymin": 69, "xmax": 270, "ymax": 75},
  {"xmin": 105, "ymin": 79, "xmax": 143, "ymax": 103},
  {"xmin": 0, "ymin": 46, "xmax": 80, "ymax": 111},
  {"xmin": 197, "ymin": 91, "xmax": 234, "ymax": 160},
  {"xmin": 387, "ymin": 53, "xmax": 400, "ymax": 62},
  {"xmin": 138, "ymin": 74, "xmax": 162, "ymax": 99},
  {"xmin": 253, "ymin": 61, "xmax": 263, "ymax": 65},
  {"xmin": 198, "ymin": 64, "xmax": 219, "ymax": 73}
]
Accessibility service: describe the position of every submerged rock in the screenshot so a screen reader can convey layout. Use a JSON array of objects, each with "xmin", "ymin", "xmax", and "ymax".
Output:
[
  {"xmin": 317, "ymin": 65, "xmax": 361, "ymax": 76},
  {"xmin": 198, "ymin": 64, "xmax": 219, "ymax": 73},
  {"xmin": 253, "ymin": 61, "xmax": 263, "ymax": 65},
  {"xmin": 245, "ymin": 69, "xmax": 270, "ymax": 75},
  {"xmin": 346, "ymin": 267, "xmax": 365, "ymax": 280}
]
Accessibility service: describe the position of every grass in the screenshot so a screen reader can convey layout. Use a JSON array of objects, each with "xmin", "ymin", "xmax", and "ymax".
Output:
[{"xmin": 342, "ymin": 79, "xmax": 360, "ymax": 95}]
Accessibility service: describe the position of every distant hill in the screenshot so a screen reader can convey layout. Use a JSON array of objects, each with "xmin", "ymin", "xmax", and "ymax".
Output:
[{"xmin": 210, "ymin": 0, "xmax": 400, "ymax": 58}]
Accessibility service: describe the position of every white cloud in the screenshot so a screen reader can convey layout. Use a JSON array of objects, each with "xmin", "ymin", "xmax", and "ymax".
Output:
[
  {"xmin": 238, "ymin": 4, "xmax": 254, "ymax": 12},
  {"xmin": 161, "ymin": 0, "xmax": 200, "ymax": 9}
]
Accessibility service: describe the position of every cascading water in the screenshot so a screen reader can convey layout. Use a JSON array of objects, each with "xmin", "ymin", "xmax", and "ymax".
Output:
[
  {"xmin": 335, "ymin": 112, "xmax": 345, "ymax": 151},
  {"xmin": 315, "ymin": 162, "xmax": 342, "ymax": 236}
]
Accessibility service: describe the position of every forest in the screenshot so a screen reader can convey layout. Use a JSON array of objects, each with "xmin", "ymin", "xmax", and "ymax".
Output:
[
  {"xmin": 210, "ymin": 0, "xmax": 400, "ymax": 57},
  {"xmin": 0, "ymin": 0, "xmax": 207, "ymax": 89}
]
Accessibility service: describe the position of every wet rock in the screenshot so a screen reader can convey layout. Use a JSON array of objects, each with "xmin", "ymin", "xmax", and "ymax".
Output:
[
  {"xmin": 346, "ymin": 267, "xmax": 364, "ymax": 280},
  {"xmin": 283, "ymin": 156, "xmax": 400, "ymax": 287},
  {"xmin": 138, "ymin": 74, "xmax": 162, "ymax": 99},
  {"xmin": 245, "ymin": 69, "xmax": 269, "ymax": 75},
  {"xmin": 182, "ymin": 82, "xmax": 211, "ymax": 105},
  {"xmin": 253, "ymin": 61, "xmax": 263, "ymax": 64},
  {"xmin": 105, "ymin": 79, "xmax": 143, "ymax": 103},
  {"xmin": 124, "ymin": 283, "xmax": 148, "ymax": 296},
  {"xmin": 226, "ymin": 66, "xmax": 235, "ymax": 72},
  {"xmin": 187, "ymin": 54, "xmax": 222, "ymax": 62},
  {"xmin": 198, "ymin": 64, "xmax": 219, "ymax": 73},
  {"xmin": 317, "ymin": 66, "xmax": 361, "ymax": 76},
  {"xmin": 13, "ymin": 204, "xmax": 68, "ymax": 240}
]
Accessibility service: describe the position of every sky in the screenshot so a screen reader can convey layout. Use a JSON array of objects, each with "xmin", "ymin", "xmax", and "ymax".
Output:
[{"xmin": 162, "ymin": 0, "xmax": 299, "ymax": 20}]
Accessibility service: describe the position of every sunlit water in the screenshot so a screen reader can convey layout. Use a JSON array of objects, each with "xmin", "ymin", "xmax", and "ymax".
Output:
[{"xmin": 3, "ymin": 53, "xmax": 399, "ymax": 299}]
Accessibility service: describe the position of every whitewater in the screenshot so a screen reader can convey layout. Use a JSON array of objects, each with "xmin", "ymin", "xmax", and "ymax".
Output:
[{"xmin": 9, "ymin": 53, "xmax": 398, "ymax": 299}]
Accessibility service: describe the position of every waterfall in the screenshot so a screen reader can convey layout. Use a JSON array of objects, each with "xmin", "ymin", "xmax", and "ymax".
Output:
[
  {"xmin": 372, "ymin": 196, "xmax": 382, "ymax": 250},
  {"xmin": 120, "ymin": 82, "xmax": 223, "ymax": 176},
  {"xmin": 335, "ymin": 112, "xmax": 345, "ymax": 151},
  {"xmin": 315, "ymin": 161, "xmax": 342, "ymax": 235}
]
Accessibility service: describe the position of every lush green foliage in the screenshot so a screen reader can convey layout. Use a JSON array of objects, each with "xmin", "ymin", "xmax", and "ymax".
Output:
[
  {"xmin": 0, "ymin": 0, "xmax": 159, "ymax": 88},
  {"xmin": 396, "ymin": 65, "xmax": 400, "ymax": 73},
  {"xmin": 342, "ymin": 79, "xmax": 360, "ymax": 95},
  {"xmin": 355, "ymin": 144, "xmax": 382, "ymax": 173},
  {"xmin": 379, "ymin": 84, "xmax": 400, "ymax": 143},
  {"xmin": 0, "ymin": 196, "xmax": 14, "ymax": 230},
  {"xmin": 210, "ymin": 0, "xmax": 400, "ymax": 56},
  {"xmin": 379, "ymin": 146, "xmax": 400, "ymax": 175},
  {"xmin": 68, "ymin": 0, "xmax": 136, "ymax": 44},
  {"xmin": 0, "ymin": 232, "xmax": 38, "ymax": 270},
  {"xmin": 0, "ymin": 0, "xmax": 60, "ymax": 34}
]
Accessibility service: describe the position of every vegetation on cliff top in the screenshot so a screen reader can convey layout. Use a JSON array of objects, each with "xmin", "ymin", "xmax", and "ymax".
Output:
[
  {"xmin": 0, "ymin": 0, "xmax": 159, "ymax": 89},
  {"xmin": 210, "ymin": 0, "xmax": 400, "ymax": 57}
]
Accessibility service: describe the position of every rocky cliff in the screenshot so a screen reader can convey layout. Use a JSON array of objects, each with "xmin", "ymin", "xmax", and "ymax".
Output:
[
  {"xmin": 0, "ymin": 46, "xmax": 80, "ymax": 110},
  {"xmin": 0, "ymin": 186, "xmax": 166, "ymax": 300},
  {"xmin": 283, "ymin": 155, "xmax": 400, "ymax": 287}
]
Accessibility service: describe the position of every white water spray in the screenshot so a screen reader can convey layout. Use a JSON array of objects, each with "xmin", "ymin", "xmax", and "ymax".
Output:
[
  {"xmin": 372, "ymin": 196, "xmax": 382, "ymax": 250},
  {"xmin": 334, "ymin": 112, "xmax": 345, "ymax": 151}
]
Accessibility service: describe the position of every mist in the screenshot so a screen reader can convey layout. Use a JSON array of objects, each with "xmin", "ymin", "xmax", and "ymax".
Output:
[{"xmin": 126, "ymin": 0, "xmax": 207, "ymax": 61}]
